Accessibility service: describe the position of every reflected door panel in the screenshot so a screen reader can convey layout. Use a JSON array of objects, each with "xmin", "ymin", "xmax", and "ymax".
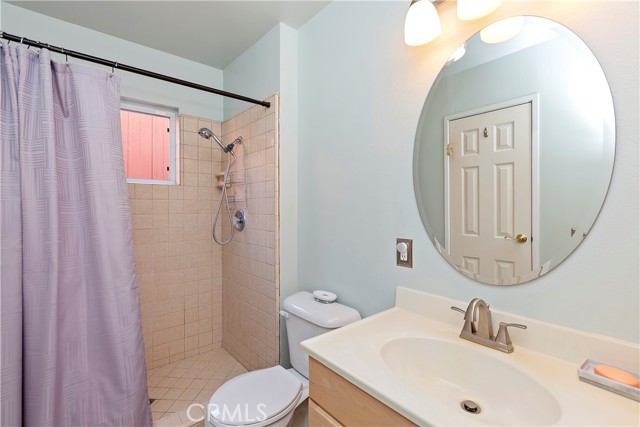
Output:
[
  {"xmin": 413, "ymin": 16, "xmax": 616, "ymax": 286},
  {"xmin": 448, "ymin": 102, "xmax": 532, "ymax": 284}
]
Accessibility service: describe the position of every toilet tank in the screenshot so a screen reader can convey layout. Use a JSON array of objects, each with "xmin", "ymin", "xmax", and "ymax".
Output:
[{"xmin": 282, "ymin": 291, "xmax": 361, "ymax": 378}]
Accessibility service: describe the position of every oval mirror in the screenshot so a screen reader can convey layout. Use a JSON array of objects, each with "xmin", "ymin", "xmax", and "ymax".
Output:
[{"xmin": 413, "ymin": 16, "xmax": 615, "ymax": 286}]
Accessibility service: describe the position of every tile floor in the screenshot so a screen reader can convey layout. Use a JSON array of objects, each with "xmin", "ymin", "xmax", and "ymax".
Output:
[{"xmin": 146, "ymin": 348, "xmax": 247, "ymax": 426}]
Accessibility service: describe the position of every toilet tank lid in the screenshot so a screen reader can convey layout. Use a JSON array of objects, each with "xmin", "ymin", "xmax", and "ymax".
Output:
[{"xmin": 282, "ymin": 291, "xmax": 361, "ymax": 328}]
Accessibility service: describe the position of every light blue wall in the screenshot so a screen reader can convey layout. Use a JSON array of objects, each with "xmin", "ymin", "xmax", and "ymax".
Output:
[
  {"xmin": 297, "ymin": 1, "xmax": 639, "ymax": 342},
  {"xmin": 223, "ymin": 24, "xmax": 281, "ymax": 120},
  {"xmin": 1, "ymin": 3, "xmax": 224, "ymax": 119}
]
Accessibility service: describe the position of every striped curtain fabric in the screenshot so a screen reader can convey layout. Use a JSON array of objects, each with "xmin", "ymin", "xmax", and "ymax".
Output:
[{"xmin": 0, "ymin": 44, "xmax": 152, "ymax": 427}]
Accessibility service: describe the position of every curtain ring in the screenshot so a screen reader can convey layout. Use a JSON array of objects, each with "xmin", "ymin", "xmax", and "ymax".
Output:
[
  {"xmin": 20, "ymin": 37, "xmax": 24, "ymax": 44},
  {"xmin": 61, "ymin": 47, "xmax": 68, "ymax": 63}
]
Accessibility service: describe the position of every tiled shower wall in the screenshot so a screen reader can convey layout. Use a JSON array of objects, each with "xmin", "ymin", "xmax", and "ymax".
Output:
[
  {"xmin": 221, "ymin": 94, "xmax": 280, "ymax": 370},
  {"xmin": 129, "ymin": 116, "xmax": 224, "ymax": 370}
]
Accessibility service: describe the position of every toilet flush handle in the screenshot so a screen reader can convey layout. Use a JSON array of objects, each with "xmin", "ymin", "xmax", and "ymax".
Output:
[{"xmin": 279, "ymin": 310, "xmax": 289, "ymax": 319}]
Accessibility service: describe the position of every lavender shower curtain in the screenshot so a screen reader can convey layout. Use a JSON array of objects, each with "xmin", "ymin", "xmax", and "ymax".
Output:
[{"xmin": 0, "ymin": 45, "xmax": 152, "ymax": 426}]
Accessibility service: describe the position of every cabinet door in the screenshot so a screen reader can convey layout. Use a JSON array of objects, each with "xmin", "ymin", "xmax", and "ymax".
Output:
[
  {"xmin": 309, "ymin": 358, "xmax": 414, "ymax": 426},
  {"xmin": 309, "ymin": 399, "xmax": 344, "ymax": 427}
]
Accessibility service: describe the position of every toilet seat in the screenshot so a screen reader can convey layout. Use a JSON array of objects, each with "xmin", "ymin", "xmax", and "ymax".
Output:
[{"xmin": 208, "ymin": 366, "xmax": 303, "ymax": 427}]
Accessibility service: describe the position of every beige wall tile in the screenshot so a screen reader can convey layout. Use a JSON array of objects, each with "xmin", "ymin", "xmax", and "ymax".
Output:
[
  {"xmin": 134, "ymin": 199, "xmax": 153, "ymax": 215},
  {"xmin": 183, "ymin": 173, "xmax": 198, "ymax": 187},
  {"xmin": 168, "ymin": 185, "xmax": 183, "ymax": 200},
  {"xmin": 133, "ymin": 105, "xmax": 278, "ymax": 373},
  {"xmin": 168, "ymin": 200, "xmax": 183, "ymax": 214},
  {"xmin": 198, "ymin": 147, "xmax": 212, "ymax": 161},
  {"xmin": 183, "ymin": 116, "xmax": 198, "ymax": 133},
  {"xmin": 130, "ymin": 114, "xmax": 223, "ymax": 371},
  {"xmin": 152, "ymin": 185, "xmax": 169, "ymax": 200},
  {"xmin": 221, "ymin": 95, "xmax": 280, "ymax": 371},
  {"xmin": 182, "ymin": 131, "xmax": 198, "ymax": 147},
  {"xmin": 135, "ymin": 184, "xmax": 153, "ymax": 200},
  {"xmin": 154, "ymin": 343, "xmax": 170, "ymax": 361},
  {"xmin": 183, "ymin": 144, "xmax": 198, "ymax": 160},
  {"xmin": 184, "ymin": 159, "xmax": 198, "ymax": 173},
  {"xmin": 153, "ymin": 200, "xmax": 169, "ymax": 214},
  {"xmin": 185, "ymin": 335, "xmax": 198, "ymax": 352}
]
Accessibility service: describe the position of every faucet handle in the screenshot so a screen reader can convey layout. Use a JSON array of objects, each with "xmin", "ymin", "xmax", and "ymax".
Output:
[
  {"xmin": 500, "ymin": 322, "xmax": 527, "ymax": 330},
  {"xmin": 495, "ymin": 322, "xmax": 527, "ymax": 350},
  {"xmin": 451, "ymin": 306, "xmax": 476, "ymax": 334},
  {"xmin": 450, "ymin": 306, "xmax": 466, "ymax": 315}
]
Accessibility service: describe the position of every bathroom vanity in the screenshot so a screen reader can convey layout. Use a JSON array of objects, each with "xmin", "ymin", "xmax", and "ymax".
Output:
[
  {"xmin": 308, "ymin": 357, "xmax": 412, "ymax": 426},
  {"xmin": 301, "ymin": 288, "xmax": 640, "ymax": 426}
]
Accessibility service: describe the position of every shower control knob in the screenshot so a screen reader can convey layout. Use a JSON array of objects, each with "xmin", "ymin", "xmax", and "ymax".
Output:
[{"xmin": 233, "ymin": 209, "xmax": 246, "ymax": 232}]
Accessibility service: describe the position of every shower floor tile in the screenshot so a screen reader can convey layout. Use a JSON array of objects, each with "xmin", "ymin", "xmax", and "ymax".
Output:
[{"xmin": 148, "ymin": 347, "xmax": 247, "ymax": 426}]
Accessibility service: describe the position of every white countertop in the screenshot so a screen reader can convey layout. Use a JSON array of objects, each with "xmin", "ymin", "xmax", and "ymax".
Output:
[{"xmin": 301, "ymin": 287, "xmax": 640, "ymax": 426}]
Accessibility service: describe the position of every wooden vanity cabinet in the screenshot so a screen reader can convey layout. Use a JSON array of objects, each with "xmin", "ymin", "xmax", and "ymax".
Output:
[{"xmin": 308, "ymin": 357, "xmax": 415, "ymax": 427}]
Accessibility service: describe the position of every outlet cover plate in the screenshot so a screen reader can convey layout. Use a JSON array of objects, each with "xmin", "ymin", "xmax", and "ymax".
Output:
[{"xmin": 397, "ymin": 238, "xmax": 413, "ymax": 268}]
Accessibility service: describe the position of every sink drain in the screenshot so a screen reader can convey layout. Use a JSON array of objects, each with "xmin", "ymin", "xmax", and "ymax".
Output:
[{"xmin": 460, "ymin": 400, "xmax": 481, "ymax": 414}]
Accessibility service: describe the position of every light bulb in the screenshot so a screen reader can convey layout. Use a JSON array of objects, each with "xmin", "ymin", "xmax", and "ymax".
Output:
[
  {"xmin": 457, "ymin": 0, "xmax": 503, "ymax": 21},
  {"xmin": 404, "ymin": 0, "xmax": 441, "ymax": 46}
]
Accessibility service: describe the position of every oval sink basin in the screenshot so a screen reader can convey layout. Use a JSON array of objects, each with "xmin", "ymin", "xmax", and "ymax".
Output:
[{"xmin": 381, "ymin": 337, "xmax": 561, "ymax": 426}]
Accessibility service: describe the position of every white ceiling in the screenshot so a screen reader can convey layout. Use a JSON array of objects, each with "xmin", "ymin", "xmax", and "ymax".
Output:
[{"xmin": 6, "ymin": 1, "xmax": 331, "ymax": 69}]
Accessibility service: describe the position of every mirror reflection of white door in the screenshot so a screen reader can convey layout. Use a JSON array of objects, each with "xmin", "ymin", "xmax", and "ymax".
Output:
[{"xmin": 448, "ymin": 102, "xmax": 532, "ymax": 285}]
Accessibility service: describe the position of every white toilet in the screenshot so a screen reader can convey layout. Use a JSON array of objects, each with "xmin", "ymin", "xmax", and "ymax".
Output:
[{"xmin": 206, "ymin": 291, "xmax": 361, "ymax": 427}]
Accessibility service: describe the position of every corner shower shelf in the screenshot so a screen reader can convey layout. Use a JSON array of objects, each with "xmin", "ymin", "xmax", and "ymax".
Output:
[
  {"xmin": 226, "ymin": 195, "xmax": 245, "ymax": 205},
  {"xmin": 216, "ymin": 171, "xmax": 245, "ymax": 189}
]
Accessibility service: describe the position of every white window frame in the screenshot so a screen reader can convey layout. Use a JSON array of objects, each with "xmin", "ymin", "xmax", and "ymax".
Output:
[{"xmin": 120, "ymin": 98, "xmax": 178, "ymax": 185}]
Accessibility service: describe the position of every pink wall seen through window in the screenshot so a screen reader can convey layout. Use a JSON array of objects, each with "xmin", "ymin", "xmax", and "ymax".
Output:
[{"xmin": 121, "ymin": 110, "xmax": 169, "ymax": 181}]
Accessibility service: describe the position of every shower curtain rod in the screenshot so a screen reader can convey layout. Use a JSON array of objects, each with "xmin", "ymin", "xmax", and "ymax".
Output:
[{"xmin": 0, "ymin": 31, "xmax": 271, "ymax": 108}]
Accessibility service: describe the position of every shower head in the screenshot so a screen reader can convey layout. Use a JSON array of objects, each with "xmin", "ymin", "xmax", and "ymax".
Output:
[
  {"xmin": 198, "ymin": 127, "xmax": 229, "ymax": 152},
  {"xmin": 198, "ymin": 127, "xmax": 243, "ymax": 154}
]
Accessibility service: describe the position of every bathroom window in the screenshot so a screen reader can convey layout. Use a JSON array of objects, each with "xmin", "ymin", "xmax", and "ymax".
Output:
[{"xmin": 120, "ymin": 100, "xmax": 177, "ymax": 184}]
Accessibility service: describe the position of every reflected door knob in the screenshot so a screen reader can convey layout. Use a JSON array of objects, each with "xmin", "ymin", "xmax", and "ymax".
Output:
[{"xmin": 504, "ymin": 233, "xmax": 528, "ymax": 243}]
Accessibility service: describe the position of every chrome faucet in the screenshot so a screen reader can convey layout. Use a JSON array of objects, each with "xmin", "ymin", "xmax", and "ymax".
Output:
[{"xmin": 451, "ymin": 298, "xmax": 527, "ymax": 353}]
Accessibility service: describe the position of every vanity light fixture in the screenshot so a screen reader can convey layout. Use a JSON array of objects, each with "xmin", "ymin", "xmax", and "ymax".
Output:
[
  {"xmin": 404, "ymin": 0, "xmax": 442, "ymax": 46},
  {"xmin": 480, "ymin": 16, "xmax": 525, "ymax": 44},
  {"xmin": 457, "ymin": 0, "xmax": 503, "ymax": 21},
  {"xmin": 405, "ymin": 0, "xmax": 503, "ymax": 47}
]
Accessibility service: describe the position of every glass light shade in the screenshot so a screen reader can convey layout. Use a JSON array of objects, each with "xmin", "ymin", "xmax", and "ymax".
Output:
[
  {"xmin": 480, "ymin": 16, "xmax": 524, "ymax": 44},
  {"xmin": 404, "ymin": 0, "xmax": 441, "ymax": 46},
  {"xmin": 457, "ymin": 0, "xmax": 502, "ymax": 21}
]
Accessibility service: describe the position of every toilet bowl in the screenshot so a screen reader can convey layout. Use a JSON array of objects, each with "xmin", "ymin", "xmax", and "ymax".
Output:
[
  {"xmin": 206, "ymin": 366, "xmax": 308, "ymax": 427},
  {"xmin": 206, "ymin": 291, "xmax": 360, "ymax": 427}
]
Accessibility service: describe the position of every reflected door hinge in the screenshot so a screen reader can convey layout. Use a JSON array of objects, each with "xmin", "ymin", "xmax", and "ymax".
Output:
[{"xmin": 446, "ymin": 143, "xmax": 453, "ymax": 156}]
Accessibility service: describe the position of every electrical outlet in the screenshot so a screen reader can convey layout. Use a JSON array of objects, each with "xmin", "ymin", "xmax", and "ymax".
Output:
[{"xmin": 396, "ymin": 238, "xmax": 413, "ymax": 268}]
